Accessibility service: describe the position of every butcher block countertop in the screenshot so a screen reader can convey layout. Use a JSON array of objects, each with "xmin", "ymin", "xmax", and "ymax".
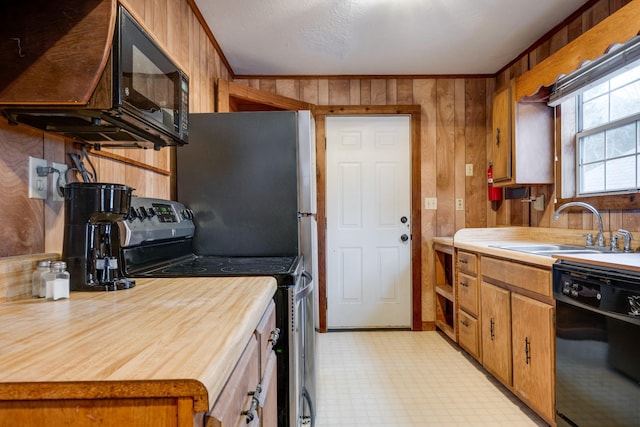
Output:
[{"xmin": 0, "ymin": 276, "xmax": 277, "ymax": 412}]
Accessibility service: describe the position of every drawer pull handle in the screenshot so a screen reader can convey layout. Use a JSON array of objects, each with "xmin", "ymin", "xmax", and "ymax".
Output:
[
  {"xmin": 268, "ymin": 328, "xmax": 281, "ymax": 346},
  {"xmin": 461, "ymin": 319, "xmax": 469, "ymax": 327},
  {"xmin": 243, "ymin": 384, "xmax": 262, "ymax": 422},
  {"xmin": 525, "ymin": 337, "xmax": 531, "ymax": 365},
  {"xmin": 490, "ymin": 318, "xmax": 495, "ymax": 341},
  {"xmin": 459, "ymin": 281, "xmax": 469, "ymax": 287},
  {"xmin": 459, "ymin": 259, "xmax": 468, "ymax": 265}
]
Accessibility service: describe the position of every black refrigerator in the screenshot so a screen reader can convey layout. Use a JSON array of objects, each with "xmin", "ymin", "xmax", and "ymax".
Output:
[{"xmin": 176, "ymin": 110, "xmax": 318, "ymax": 427}]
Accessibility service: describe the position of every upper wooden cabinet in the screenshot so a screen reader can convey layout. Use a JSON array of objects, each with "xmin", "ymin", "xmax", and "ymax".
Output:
[
  {"xmin": 0, "ymin": 0, "xmax": 115, "ymax": 105},
  {"xmin": 491, "ymin": 80, "xmax": 554, "ymax": 187}
]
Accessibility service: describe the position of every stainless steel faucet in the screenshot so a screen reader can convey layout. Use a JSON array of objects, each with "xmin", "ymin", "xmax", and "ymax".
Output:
[{"xmin": 553, "ymin": 202, "xmax": 605, "ymax": 247}]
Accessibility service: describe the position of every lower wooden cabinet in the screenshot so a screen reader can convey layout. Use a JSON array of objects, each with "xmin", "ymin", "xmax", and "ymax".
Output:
[
  {"xmin": 208, "ymin": 301, "xmax": 278, "ymax": 427},
  {"xmin": 457, "ymin": 310, "xmax": 479, "ymax": 359},
  {"xmin": 511, "ymin": 293, "xmax": 554, "ymax": 423},
  {"xmin": 208, "ymin": 337, "xmax": 260, "ymax": 427},
  {"xmin": 480, "ymin": 282, "xmax": 512, "ymax": 386},
  {"xmin": 478, "ymin": 257, "xmax": 555, "ymax": 425}
]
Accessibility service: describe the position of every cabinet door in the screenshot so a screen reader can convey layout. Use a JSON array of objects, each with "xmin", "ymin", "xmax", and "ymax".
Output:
[
  {"xmin": 458, "ymin": 310, "xmax": 480, "ymax": 360},
  {"xmin": 209, "ymin": 337, "xmax": 260, "ymax": 427},
  {"xmin": 491, "ymin": 83, "xmax": 512, "ymax": 182},
  {"xmin": 480, "ymin": 282, "xmax": 512, "ymax": 386},
  {"xmin": 511, "ymin": 293, "xmax": 554, "ymax": 424},
  {"xmin": 458, "ymin": 272, "xmax": 478, "ymax": 316},
  {"xmin": 259, "ymin": 352, "xmax": 278, "ymax": 427}
]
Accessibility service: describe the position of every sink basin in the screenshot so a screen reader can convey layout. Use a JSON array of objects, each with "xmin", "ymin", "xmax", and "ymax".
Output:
[{"xmin": 489, "ymin": 243, "xmax": 613, "ymax": 257}]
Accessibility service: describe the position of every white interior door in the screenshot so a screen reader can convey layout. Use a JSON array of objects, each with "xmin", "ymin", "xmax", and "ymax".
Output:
[{"xmin": 326, "ymin": 115, "xmax": 411, "ymax": 329}]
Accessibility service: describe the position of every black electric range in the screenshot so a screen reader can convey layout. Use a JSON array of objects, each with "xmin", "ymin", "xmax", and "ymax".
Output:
[{"xmin": 118, "ymin": 197, "xmax": 314, "ymax": 427}]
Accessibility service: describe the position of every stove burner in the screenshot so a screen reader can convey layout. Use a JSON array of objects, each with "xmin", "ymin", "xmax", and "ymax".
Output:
[
  {"xmin": 220, "ymin": 265, "xmax": 288, "ymax": 274},
  {"xmin": 161, "ymin": 266, "xmax": 208, "ymax": 274}
]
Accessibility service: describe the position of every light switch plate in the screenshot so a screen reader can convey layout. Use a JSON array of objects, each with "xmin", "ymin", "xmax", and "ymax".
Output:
[
  {"xmin": 28, "ymin": 156, "xmax": 47, "ymax": 199},
  {"xmin": 456, "ymin": 198, "xmax": 464, "ymax": 211},
  {"xmin": 465, "ymin": 164, "xmax": 473, "ymax": 176},
  {"xmin": 424, "ymin": 197, "xmax": 437, "ymax": 210}
]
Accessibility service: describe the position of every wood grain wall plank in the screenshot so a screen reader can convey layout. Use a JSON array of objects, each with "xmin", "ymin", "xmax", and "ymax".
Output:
[
  {"xmin": 0, "ymin": 122, "xmax": 45, "ymax": 256},
  {"xmin": 435, "ymin": 79, "xmax": 456, "ymax": 237},
  {"xmin": 328, "ymin": 80, "xmax": 350, "ymax": 104},
  {"xmin": 349, "ymin": 79, "xmax": 361, "ymax": 105},
  {"xmin": 300, "ymin": 80, "xmax": 320, "ymax": 104},
  {"xmin": 454, "ymin": 79, "xmax": 466, "ymax": 232},
  {"xmin": 464, "ymin": 79, "xmax": 487, "ymax": 228},
  {"xmin": 371, "ymin": 80, "xmax": 387, "ymax": 105},
  {"xmin": 397, "ymin": 79, "xmax": 413, "ymax": 105}
]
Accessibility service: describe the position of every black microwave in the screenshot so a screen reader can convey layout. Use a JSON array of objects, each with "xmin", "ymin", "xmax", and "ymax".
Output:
[
  {"xmin": 1, "ymin": 4, "xmax": 189, "ymax": 150},
  {"xmin": 113, "ymin": 5, "xmax": 189, "ymax": 146}
]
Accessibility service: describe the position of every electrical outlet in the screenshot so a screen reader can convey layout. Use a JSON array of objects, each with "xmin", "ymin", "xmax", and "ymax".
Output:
[
  {"xmin": 424, "ymin": 197, "xmax": 437, "ymax": 210},
  {"xmin": 51, "ymin": 162, "xmax": 68, "ymax": 202},
  {"xmin": 28, "ymin": 156, "xmax": 47, "ymax": 199},
  {"xmin": 465, "ymin": 164, "xmax": 473, "ymax": 176},
  {"xmin": 456, "ymin": 198, "xmax": 464, "ymax": 211}
]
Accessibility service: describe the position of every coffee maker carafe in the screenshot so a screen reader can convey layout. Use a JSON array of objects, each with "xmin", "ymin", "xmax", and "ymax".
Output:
[{"xmin": 62, "ymin": 183, "xmax": 135, "ymax": 291}]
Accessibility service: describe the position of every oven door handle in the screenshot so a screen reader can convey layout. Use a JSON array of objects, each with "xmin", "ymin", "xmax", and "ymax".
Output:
[{"xmin": 295, "ymin": 278, "xmax": 314, "ymax": 302}]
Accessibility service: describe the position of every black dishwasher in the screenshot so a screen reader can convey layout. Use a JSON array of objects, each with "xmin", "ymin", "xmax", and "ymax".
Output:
[{"xmin": 553, "ymin": 261, "xmax": 640, "ymax": 427}]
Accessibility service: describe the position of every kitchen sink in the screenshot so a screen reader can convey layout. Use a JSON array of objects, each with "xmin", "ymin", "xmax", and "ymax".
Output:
[{"xmin": 489, "ymin": 243, "xmax": 613, "ymax": 257}]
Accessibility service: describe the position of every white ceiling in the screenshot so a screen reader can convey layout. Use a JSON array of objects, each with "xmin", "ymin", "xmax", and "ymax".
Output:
[{"xmin": 194, "ymin": 0, "xmax": 587, "ymax": 77}]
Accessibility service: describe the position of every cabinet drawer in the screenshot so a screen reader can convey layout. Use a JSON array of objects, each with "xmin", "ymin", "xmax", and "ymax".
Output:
[
  {"xmin": 458, "ymin": 272, "xmax": 478, "ymax": 316},
  {"xmin": 208, "ymin": 336, "xmax": 260, "ymax": 427},
  {"xmin": 481, "ymin": 256, "xmax": 551, "ymax": 297},
  {"xmin": 255, "ymin": 300, "xmax": 277, "ymax": 377},
  {"xmin": 458, "ymin": 310, "xmax": 479, "ymax": 360},
  {"xmin": 457, "ymin": 251, "xmax": 477, "ymax": 275}
]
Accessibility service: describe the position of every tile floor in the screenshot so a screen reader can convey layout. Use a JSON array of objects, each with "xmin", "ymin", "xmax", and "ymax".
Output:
[{"xmin": 314, "ymin": 331, "xmax": 548, "ymax": 427}]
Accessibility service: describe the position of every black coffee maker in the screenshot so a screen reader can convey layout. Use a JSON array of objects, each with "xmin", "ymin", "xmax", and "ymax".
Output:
[{"xmin": 62, "ymin": 182, "xmax": 135, "ymax": 291}]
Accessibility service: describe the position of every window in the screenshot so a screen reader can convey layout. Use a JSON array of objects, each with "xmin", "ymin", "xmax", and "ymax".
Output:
[
  {"xmin": 551, "ymin": 35, "xmax": 640, "ymax": 202},
  {"xmin": 576, "ymin": 64, "xmax": 640, "ymax": 195}
]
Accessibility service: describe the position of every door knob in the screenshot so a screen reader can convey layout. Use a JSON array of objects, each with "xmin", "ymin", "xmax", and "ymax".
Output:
[
  {"xmin": 400, "ymin": 216, "xmax": 408, "ymax": 223},
  {"xmin": 401, "ymin": 234, "xmax": 409, "ymax": 242}
]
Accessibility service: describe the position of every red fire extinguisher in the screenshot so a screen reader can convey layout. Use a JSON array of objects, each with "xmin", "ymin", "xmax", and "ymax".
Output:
[{"xmin": 488, "ymin": 163, "xmax": 502, "ymax": 201}]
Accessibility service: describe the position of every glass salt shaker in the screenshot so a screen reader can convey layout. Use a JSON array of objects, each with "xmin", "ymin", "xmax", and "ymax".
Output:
[
  {"xmin": 32, "ymin": 260, "xmax": 51, "ymax": 298},
  {"xmin": 44, "ymin": 261, "xmax": 70, "ymax": 300}
]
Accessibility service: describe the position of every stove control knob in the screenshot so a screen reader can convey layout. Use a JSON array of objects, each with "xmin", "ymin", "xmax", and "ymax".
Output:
[
  {"xmin": 139, "ymin": 207, "xmax": 149, "ymax": 220},
  {"xmin": 570, "ymin": 289, "xmax": 579, "ymax": 298},
  {"xmin": 128, "ymin": 207, "xmax": 138, "ymax": 221},
  {"xmin": 147, "ymin": 207, "xmax": 156, "ymax": 218},
  {"xmin": 181, "ymin": 209, "xmax": 194, "ymax": 220},
  {"xmin": 562, "ymin": 286, "xmax": 571, "ymax": 296}
]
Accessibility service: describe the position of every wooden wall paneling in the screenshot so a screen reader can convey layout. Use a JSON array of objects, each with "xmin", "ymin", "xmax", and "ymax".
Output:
[
  {"xmin": 435, "ymin": 79, "xmax": 456, "ymax": 237},
  {"xmin": 349, "ymin": 79, "xmax": 361, "ymax": 105},
  {"xmin": 0, "ymin": 122, "xmax": 45, "ymax": 256},
  {"xmin": 464, "ymin": 79, "xmax": 487, "ymax": 228},
  {"xmin": 300, "ymin": 80, "xmax": 320, "ymax": 105},
  {"xmin": 386, "ymin": 79, "xmax": 397, "ymax": 105},
  {"xmin": 567, "ymin": 13, "xmax": 584, "ymax": 43},
  {"xmin": 583, "ymin": 0, "xmax": 611, "ymax": 31},
  {"xmin": 413, "ymin": 79, "xmax": 437, "ymax": 325},
  {"xmin": 486, "ymin": 79, "xmax": 497, "ymax": 227},
  {"xmin": 370, "ymin": 80, "xmax": 387, "ymax": 105},
  {"xmin": 454, "ymin": 79, "xmax": 466, "ymax": 232},
  {"xmin": 318, "ymin": 80, "xmax": 329, "ymax": 105},
  {"xmin": 549, "ymin": 26, "xmax": 569, "ymax": 57},
  {"xmin": 397, "ymin": 79, "xmax": 413, "ymax": 105},
  {"xmin": 275, "ymin": 80, "xmax": 299, "ymax": 100},
  {"xmin": 259, "ymin": 80, "xmax": 277, "ymax": 95},
  {"xmin": 328, "ymin": 80, "xmax": 350, "ymax": 104},
  {"xmin": 359, "ymin": 79, "xmax": 371, "ymax": 105},
  {"xmin": 622, "ymin": 209, "xmax": 640, "ymax": 230}
]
